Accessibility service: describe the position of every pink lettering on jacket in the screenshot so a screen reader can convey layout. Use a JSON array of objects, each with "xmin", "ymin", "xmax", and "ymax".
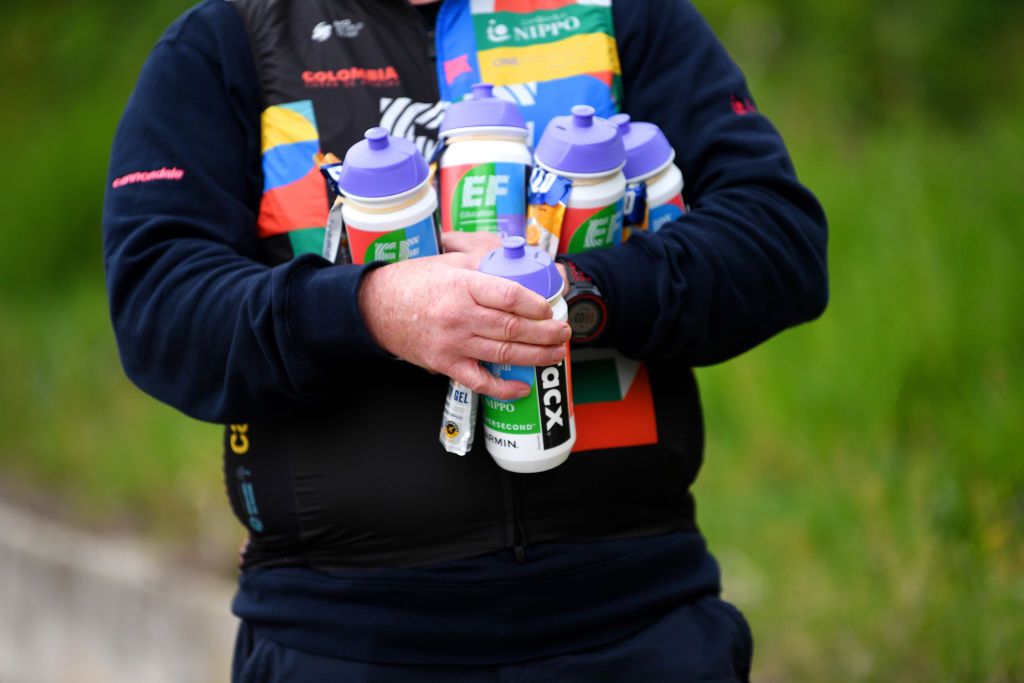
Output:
[{"xmin": 111, "ymin": 167, "xmax": 185, "ymax": 189}]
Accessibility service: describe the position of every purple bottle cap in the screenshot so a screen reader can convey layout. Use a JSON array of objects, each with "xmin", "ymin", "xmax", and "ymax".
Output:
[
  {"xmin": 439, "ymin": 83, "xmax": 528, "ymax": 137},
  {"xmin": 534, "ymin": 104, "xmax": 625, "ymax": 175},
  {"xmin": 336, "ymin": 127, "xmax": 430, "ymax": 199},
  {"xmin": 479, "ymin": 236, "xmax": 563, "ymax": 299},
  {"xmin": 609, "ymin": 114, "xmax": 676, "ymax": 181}
]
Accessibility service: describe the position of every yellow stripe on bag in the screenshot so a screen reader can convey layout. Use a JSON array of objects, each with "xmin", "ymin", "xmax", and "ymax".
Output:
[
  {"xmin": 477, "ymin": 32, "xmax": 620, "ymax": 86},
  {"xmin": 261, "ymin": 105, "xmax": 318, "ymax": 154}
]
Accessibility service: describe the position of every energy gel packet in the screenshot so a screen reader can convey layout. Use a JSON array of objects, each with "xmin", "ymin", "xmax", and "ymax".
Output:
[
  {"xmin": 317, "ymin": 154, "xmax": 350, "ymax": 264},
  {"xmin": 622, "ymin": 181, "xmax": 649, "ymax": 243},
  {"xmin": 315, "ymin": 152, "xmax": 343, "ymax": 166},
  {"xmin": 322, "ymin": 196, "xmax": 351, "ymax": 264},
  {"xmin": 319, "ymin": 160, "xmax": 345, "ymax": 205},
  {"xmin": 526, "ymin": 166, "xmax": 572, "ymax": 259},
  {"xmin": 439, "ymin": 380, "xmax": 478, "ymax": 456}
]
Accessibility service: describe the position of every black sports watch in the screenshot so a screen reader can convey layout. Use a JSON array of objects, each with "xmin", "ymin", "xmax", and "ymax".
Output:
[{"xmin": 559, "ymin": 259, "xmax": 608, "ymax": 344}]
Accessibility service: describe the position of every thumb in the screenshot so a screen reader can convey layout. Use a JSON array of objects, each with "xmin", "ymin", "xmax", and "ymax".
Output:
[{"xmin": 450, "ymin": 360, "xmax": 531, "ymax": 401}]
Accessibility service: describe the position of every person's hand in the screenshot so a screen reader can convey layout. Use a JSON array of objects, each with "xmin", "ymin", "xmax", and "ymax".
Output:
[{"xmin": 358, "ymin": 252, "xmax": 571, "ymax": 399}]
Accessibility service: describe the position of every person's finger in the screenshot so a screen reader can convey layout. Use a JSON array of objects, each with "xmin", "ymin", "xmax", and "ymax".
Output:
[
  {"xmin": 467, "ymin": 274, "xmax": 553, "ymax": 320},
  {"xmin": 449, "ymin": 360, "xmax": 531, "ymax": 400},
  {"xmin": 469, "ymin": 307, "xmax": 570, "ymax": 346},
  {"xmin": 463, "ymin": 337, "xmax": 566, "ymax": 368}
]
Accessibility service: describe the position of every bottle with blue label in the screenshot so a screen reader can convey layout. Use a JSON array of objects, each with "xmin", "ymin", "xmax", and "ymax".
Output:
[
  {"xmin": 439, "ymin": 83, "xmax": 531, "ymax": 238},
  {"xmin": 609, "ymin": 114, "xmax": 685, "ymax": 236},
  {"xmin": 336, "ymin": 127, "xmax": 439, "ymax": 264},
  {"xmin": 480, "ymin": 236, "xmax": 575, "ymax": 473}
]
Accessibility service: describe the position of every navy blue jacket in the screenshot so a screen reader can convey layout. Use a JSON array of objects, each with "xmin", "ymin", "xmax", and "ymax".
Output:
[
  {"xmin": 102, "ymin": 0, "xmax": 826, "ymax": 664},
  {"xmin": 103, "ymin": 0, "xmax": 827, "ymax": 424}
]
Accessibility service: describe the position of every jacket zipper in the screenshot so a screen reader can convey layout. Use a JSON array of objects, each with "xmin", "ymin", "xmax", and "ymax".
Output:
[
  {"xmin": 425, "ymin": 24, "xmax": 436, "ymax": 63},
  {"xmin": 501, "ymin": 470, "xmax": 528, "ymax": 563},
  {"xmin": 513, "ymin": 523, "xmax": 527, "ymax": 563}
]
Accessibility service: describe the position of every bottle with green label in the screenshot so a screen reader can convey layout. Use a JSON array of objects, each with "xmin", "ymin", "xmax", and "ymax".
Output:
[
  {"xmin": 534, "ymin": 105, "xmax": 626, "ymax": 254},
  {"xmin": 336, "ymin": 127, "xmax": 439, "ymax": 265},
  {"xmin": 480, "ymin": 236, "xmax": 575, "ymax": 473},
  {"xmin": 439, "ymin": 82, "xmax": 531, "ymax": 238}
]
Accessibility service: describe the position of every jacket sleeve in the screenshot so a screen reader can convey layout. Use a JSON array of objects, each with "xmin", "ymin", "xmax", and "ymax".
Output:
[
  {"xmin": 567, "ymin": 0, "xmax": 829, "ymax": 365},
  {"xmin": 102, "ymin": 4, "xmax": 384, "ymax": 424}
]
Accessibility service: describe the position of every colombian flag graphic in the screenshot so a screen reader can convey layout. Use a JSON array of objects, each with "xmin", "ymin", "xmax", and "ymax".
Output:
[{"xmin": 258, "ymin": 101, "xmax": 329, "ymax": 255}]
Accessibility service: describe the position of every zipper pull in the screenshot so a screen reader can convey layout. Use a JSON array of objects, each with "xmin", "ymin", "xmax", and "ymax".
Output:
[
  {"xmin": 513, "ymin": 528, "xmax": 526, "ymax": 563},
  {"xmin": 426, "ymin": 30, "xmax": 436, "ymax": 62}
]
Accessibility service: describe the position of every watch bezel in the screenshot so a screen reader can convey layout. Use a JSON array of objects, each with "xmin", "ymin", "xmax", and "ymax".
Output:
[{"xmin": 566, "ymin": 292, "xmax": 607, "ymax": 344}]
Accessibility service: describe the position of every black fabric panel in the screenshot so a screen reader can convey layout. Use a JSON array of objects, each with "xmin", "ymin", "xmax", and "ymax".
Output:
[{"xmin": 231, "ymin": 0, "xmax": 440, "ymax": 157}]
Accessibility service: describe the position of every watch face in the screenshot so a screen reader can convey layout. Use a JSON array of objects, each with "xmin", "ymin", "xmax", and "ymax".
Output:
[{"xmin": 569, "ymin": 299, "xmax": 603, "ymax": 339}]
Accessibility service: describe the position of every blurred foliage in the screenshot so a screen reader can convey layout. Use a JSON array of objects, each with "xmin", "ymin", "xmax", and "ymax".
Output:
[
  {"xmin": 695, "ymin": 114, "xmax": 1024, "ymax": 681},
  {"xmin": 0, "ymin": 3, "xmax": 188, "ymax": 292},
  {"xmin": 1, "ymin": 0, "xmax": 1022, "ymax": 680},
  {"xmin": 700, "ymin": 0, "xmax": 1024, "ymax": 128}
]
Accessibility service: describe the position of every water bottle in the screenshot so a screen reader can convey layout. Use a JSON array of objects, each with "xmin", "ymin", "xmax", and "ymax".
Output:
[
  {"xmin": 480, "ymin": 236, "xmax": 575, "ymax": 473},
  {"xmin": 609, "ymin": 113, "xmax": 685, "ymax": 234},
  {"xmin": 534, "ymin": 105, "xmax": 626, "ymax": 254},
  {"xmin": 440, "ymin": 83, "xmax": 531, "ymax": 238},
  {"xmin": 336, "ymin": 127, "xmax": 439, "ymax": 264}
]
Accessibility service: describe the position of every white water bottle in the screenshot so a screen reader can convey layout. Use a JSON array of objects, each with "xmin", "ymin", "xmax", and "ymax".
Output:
[
  {"xmin": 440, "ymin": 83, "xmax": 532, "ymax": 238},
  {"xmin": 480, "ymin": 236, "xmax": 575, "ymax": 473},
  {"xmin": 609, "ymin": 113, "xmax": 685, "ymax": 234},
  {"xmin": 534, "ymin": 105, "xmax": 626, "ymax": 254},
  {"xmin": 336, "ymin": 127, "xmax": 439, "ymax": 264}
]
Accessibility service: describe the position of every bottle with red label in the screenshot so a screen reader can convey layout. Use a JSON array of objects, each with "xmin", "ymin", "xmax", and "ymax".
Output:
[
  {"xmin": 439, "ymin": 83, "xmax": 531, "ymax": 237},
  {"xmin": 336, "ymin": 127, "xmax": 439, "ymax": 265},
  {"xmin": 534, "ymin": 105, "xmax": 626, "ymax": 254}
]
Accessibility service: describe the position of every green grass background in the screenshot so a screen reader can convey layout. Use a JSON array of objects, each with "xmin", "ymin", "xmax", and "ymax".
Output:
[{"xmin": 1, "ymin": 1, "xmax": 1022, "ymax": 680}]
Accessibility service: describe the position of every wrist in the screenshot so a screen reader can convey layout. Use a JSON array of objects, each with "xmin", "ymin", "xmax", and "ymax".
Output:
[
  {"xmin": 355, "ymin": 263, "xmax": 395, "ymax": 356},
  {"xmin": 557, "ymin": 258, "xmax": 608, "ymax": 345}
]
